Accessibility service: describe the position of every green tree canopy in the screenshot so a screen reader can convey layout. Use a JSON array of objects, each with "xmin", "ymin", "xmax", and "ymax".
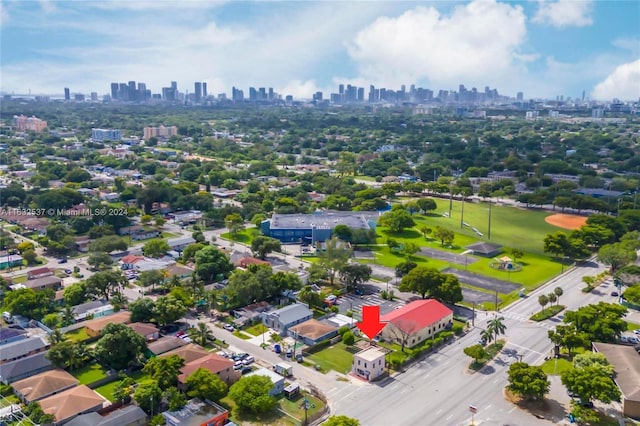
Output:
[
  {"xmin": 507, "ymin": 362, "xmax": 550, "ymax": 401},
  {"xmin": 152, "ymin": 295, "xmax": 188, "ymax": 326},
  {"xmin": 251, "ymin": 235, "xmax": 281, "ymax": 259},
  {"xmin": 561, "ymin": 366, "xmax": 621, "ymax": 405},
  {"xmin": 324, "ymin": 415, "xmax": 361, "ymax": 426},
  {"xmin": 378, "ymin": 208, "xmax": 416, "ymax": 233},
  {"xmin": 94, "ymin": 323, "xmax": 148, "ymax": 370},
  {"xmin": 398, "ymin": 266, "xmax": 462, "ymax": 303},
  {"xmin": 134, "ymin": 380, "xmax": 163, "ymax": 415},
  {"xmin": 563, "ymin": 302, "xmax": 627, "ymax": 343},
  {"xmin": 143, "ymin": 355, "xmax": 184, "ymax": 390},
  {"xmin": 228, "ymin": 375, "xmax": 277, "ymax": 415},
  {"xmin": 185, "ymin": 367, "xmax": 229, "ymax": 402},
  {"xmin": 143, "ymin": 239, "xmax": 170, "ymax": 258},
  {"xmin": 194, "ymin": 245, "xmax": 234, "ymax": 283},
  {"xmin": 317, "ymin": 237, "xmax": 352, "ymax": 286}
]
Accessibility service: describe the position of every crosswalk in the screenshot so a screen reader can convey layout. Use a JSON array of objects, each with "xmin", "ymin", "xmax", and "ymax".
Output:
[{"xmin": 499, "ymin": 311, "xmax": 555, "ymax": 330}]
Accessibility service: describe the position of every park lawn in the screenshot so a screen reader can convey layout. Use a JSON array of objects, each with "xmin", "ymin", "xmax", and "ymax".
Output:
[
  {"xmin": 409, "ymin": 200, "xmax": 560, "ymax": 255},
  {"xmin": 93, "ymin": 380, "xmax": 120, "ymax": 402},
  {"xmin": 307, "ymin": 342, "xmax": 354, "ymax": 374},
  {"xmin": 625, "ymin": 321, "xmax": 640, "ymax": 331},
  {"xmin": 278, "ymin": 392, "xmax": 325, "ymax": 422},
  {"xmin": 379, "ymin": 223, "xmax": 478, "ymax": 254},
  {"xmin": 368, "ymin": 245, "xmax": 450, "ymax": 271},
  {"xmin": 72, "ymin": 363, "xmax": 108, "ymax": 385},
  {"xmin": 220, "ymin": 229, "xmax": 258, "ymax": 245},
  {"xmin": 64, "ymin": 327, "xmax": 90, "ymax": 343},
  {"xmin": 541, "ymin": 357, "xmax": 573, "ymax": 375},
  {"xmin": 244, "ymin": 323, "xmax": 268, "ymax": 336}
]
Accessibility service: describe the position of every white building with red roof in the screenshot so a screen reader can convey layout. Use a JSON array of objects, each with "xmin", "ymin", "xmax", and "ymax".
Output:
[{"xmin": 380, "ymin": 299, "xmax": 453, "ymax": 349}]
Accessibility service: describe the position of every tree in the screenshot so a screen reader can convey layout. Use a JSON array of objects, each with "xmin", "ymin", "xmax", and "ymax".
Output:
[
  {"xmin": 398, "ymin": 267, "xmax": 462, "ymax": 303},
  {"xmin": 46, "ymin": 341, "xmax": 88, "ymax": 370},
  {"xmin": 94, "ymin": 323, "xmax": 148, "ymax": 370},
  {"xmin": 138, "ymin": 269, "xmax": 166, "ymax": 291},
  {"xmin": 47, "ymin": 329, "xmax": 66, "ymax": 346},
  {"xmin": 143, "ymin": 355, "xmax": 184, "ymax": 390},
  {"xmin": 189, "ymin": 321, "xmax": 214, "ymax": 346},
  {"xmin": 507, "ymin": 362, "xmax": 550, "ymax": 401},
  {"xmin": 128, "ymin": 297, "xmax": 156, "ymax": 323},
  {"xmin": 548, "ymin": 325, "xmax": 589, "ymax": 355},
  {"xmin": 3, "ymin": 288, "xmax": 55, "ymax": 320},
  {"xmin": 339, "ymin": 263, "xmax": 372, "ymax": 288},
  {"xmin": 510, "ymin": 248, "xmax": 524, "ymax": 263},
  {"xmin": 464, "ymin": 344, "xmax": 487, "ymax": 364},
  {"xmin": 22, "ymin": 249, "xmax": 38, "ymax": 265},
  {"xmin": 155, "ymin": 216, "xmax": 166, "ymax": 227},
  {"xmin": 395, "ymin": 261, "xmax": 417, "ymax": 279},
  {"xmin": 342, "ymin": 331, "xmax": 355, "ymax": 345},
  {"xmin": 153, "ymin": 295, "xmax": 188, "ymax": 326},
  {"xmin": 89, "ymin": 236, "xmax": 127, "ymax": 253},
  {"xmin": 378, "ymin": 208, "xmax": 416, "ymax": 233},
  {"xmin": 543, "ymin": 231, "xmax": 571, "ymax": 258},
  {"xmin": 185, "ymin": 367, "xmax": 229, "ymax": 402},
  {"xmin": 324, "ymin": 415, "xmax": 360, "ymax": 426},
  {"xmin": 624, "ymin": 285, "xmax": 640, "ymax": 304},
  {"xmin": 251, "ymin": 235, "xmax": 281, "ymax": 260},
  {"xmin": 298, "ymin": 286, "xmax": 321, "ymax": 307},
  {"xmin": 182, "ymin": 243, "xmax": 205, "ymax": 263},
  {"xmin": 597, "ymin": 243, "xmax": 636, "ymax": 273},
  {"xmin": 486, "ymin": 316, "xmax": 507, "ymax": 344},
  {"xmin": 433, "ymin": 226, "xmax": 455, "ymax": 247},
  {"xmin": 194, "ymin": 245, "xmax": 234, "ymax": 283},
  {"xmin": 573, "ymin": 351, "xmax": 615, "ymax": 376},
  {"xmin": 42, "ymin": 313, "xmax": 60, "ymax": 329},
  {"xmin": 416, "ymin": 198, "xmax": 437, "ymax": 213},
  {"xmin": 418, "ymin": 225, "xmax": 432, "ymax": 239},
  {"xmin": 85, "ymin": 270, "xmax": 127, "ymax": 300},
  {"xmin": 386, "ymin": 318, "xmax": 421, "ymax": 352},
  {"xmin": 561, "ymin": 366, "xmax": 621, "ymax": 405},
  {"xmin": 429, "ymin": 274, "xmax": 463, "ymax": 304},
  {"xmin": 317, "ymin": 237, "xmax": 352, "ymax": 286},
  {"xmin": 143, "ymin": 239, "xmax": 170, "ymax": 258},
  {"xmin": 563, "ymin": 302, "xmax": 627, "ymax": 343},
  {"xmin": 134, "ymin": 380, "xmax": 163, "ymax": 415},
  {"xmin": 113, "ymin": 376, "xmax": 136, "ymax": 402},
  {"xmin": 333, "ymin": 225, "xmax": 353, "ymax": 242},
  {"xmin": 87, "ymin": 252, "xmax": 114, "ymax": 270},
  {"xmin": 548, "ymin": 292, "xmax": 557, "ymax": 306},
  {"xmin": 402, "ymin": 242, "xmax": 420, "ymax": 258},
  {"xmin": 16, "ymin": 241, "xmax": 34, "ymax": 253},
  {"xmin": 554, "ymin": 287, "xmax": 564, "ymax": 305},
  {"xmin": 225, "ymin": 213, "xmax": 245, "ymax": 237},
  {"xmin": 538, "ymin": 294, "xmax": 549, "ymax": 312},
  {"xmin": 63, "ymin": 282, "xmax": 87, "ymax": 306},
  {"xmin": 164, "ymin": 386, "xmax": 187, "ymax": 411},
  {"xmin": 228, "ymin": 375, "xmax": 277, "ymax": 414}
]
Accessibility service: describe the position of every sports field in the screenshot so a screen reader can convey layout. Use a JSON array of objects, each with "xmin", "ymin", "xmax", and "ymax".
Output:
[{"xmin": 412, "ymin": 199, "xmax": 564, "ymax": 255}]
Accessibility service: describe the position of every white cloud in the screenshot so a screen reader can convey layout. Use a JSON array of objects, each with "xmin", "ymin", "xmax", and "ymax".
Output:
[
  {"xmin": 0, "ymin": 2, "xmax": 9, "ymax": 25},
  {"xmin": 592, "ymin": 59, "xmax": 640, "ymax": 101},
  {"xmin": 277, "ymin": 80, "xmax": 321, "ymax": 100},
  {"xmin": 532, "ymin": 0, "xmax": 593, "ymax": 28},
  {"xmin": 346, "ymin": 0, "xmax": 528, "ymax": 90}
]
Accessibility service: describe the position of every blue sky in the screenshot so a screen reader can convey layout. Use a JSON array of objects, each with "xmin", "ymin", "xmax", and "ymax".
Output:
[{"xmin": 1, "ymin": 0, "xmax": 638, "ymax": 100}]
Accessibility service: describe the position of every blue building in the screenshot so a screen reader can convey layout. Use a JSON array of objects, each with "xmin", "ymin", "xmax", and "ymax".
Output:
[{"xmin": 260, "ymin": 211, "xmax": 377, "ymax": 243}]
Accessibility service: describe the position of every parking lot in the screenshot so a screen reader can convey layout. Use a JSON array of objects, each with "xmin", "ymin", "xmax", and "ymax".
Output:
[{"xmin": 335, "ymin": 292, "xmax": 403, "ymax": 320}]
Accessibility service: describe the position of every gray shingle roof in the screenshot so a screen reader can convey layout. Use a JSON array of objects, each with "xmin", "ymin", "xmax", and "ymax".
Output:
[
  {"xmin": 0, "ymin": 351, "xmax": 52, "ymax": 383},
  {"xmin": 269, "ymin": 303, "xmax": 313, "ymax": 325},
  {"xmin": 0, "ymin": 337, "xmax": 48, "ymax": 362}
]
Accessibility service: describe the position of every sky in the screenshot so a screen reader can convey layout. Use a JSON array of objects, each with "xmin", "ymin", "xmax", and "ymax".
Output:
[{"xmin": 0, "ymin": 0, "xmax": 639, "ymax": 101}]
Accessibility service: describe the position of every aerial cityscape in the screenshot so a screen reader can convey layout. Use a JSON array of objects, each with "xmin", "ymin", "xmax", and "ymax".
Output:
[{"xmin": 0, "ymin": 1, "xmax": 639, "ymax": 426}]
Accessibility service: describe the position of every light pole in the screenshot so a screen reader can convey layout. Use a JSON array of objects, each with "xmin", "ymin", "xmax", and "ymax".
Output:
[
  {"xmin": 460, "ymin": 197, "xmax": 465, "ymax": 229},
  {"xmin": 487, "ymin": 200, "xmax": 492, "ymax": 240}
]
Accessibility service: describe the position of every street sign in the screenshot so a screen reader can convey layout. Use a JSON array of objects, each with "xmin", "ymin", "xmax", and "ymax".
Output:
[{"xmin": 469, "ymin": 405, "xmax": 477, "ymax": 414}]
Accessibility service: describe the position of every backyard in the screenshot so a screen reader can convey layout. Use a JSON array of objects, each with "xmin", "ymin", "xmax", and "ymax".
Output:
[
  {"xmin": 71, "ymin": 363, "xmax": 109, "ymax": 385},
  {"xmin": 306, "ymin": 342, "xmax": 354, "ymax": 374},
  {"xmin": 64, "ymin": 327, "xmax": 90, "ymax": 343}
]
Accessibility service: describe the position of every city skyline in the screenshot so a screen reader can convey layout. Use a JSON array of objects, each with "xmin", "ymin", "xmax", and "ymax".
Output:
[{"xmin": 1, "ymin": 0, "xmax": 639, "ymax": 101}]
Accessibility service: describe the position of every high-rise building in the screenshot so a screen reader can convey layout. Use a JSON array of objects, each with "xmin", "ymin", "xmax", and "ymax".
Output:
[
  {"xmin": 64, "ymin": 87, "xmax": 70, "ymax": 101},
  {"xmin": 171, "ymin": 81, "xmax": 177, "ymax": 90},
  {"xmin": 202, "ymin": 82, "xmax": 207, "ymax": 98},
  {"xmin": 194, "ymin": 82, "xmax": 202, "ymax": 103},
  {"xmin": 268, "ymin": 87, "xmax": 274, "ymax": 100},
  {"xmin": 119, "ymin": 83, "xmax": 128, "ymax": 101},
  {"xmin": 339, "ymin": 84, "xmax": 344, "ymax": 95},
  {"xmin": 91, "ymin": 128, "xmax": 122, "ymax": 141},
  {"xmin": 91, "ymin": 92, "xmax": 98, "ymax": 101},
  {"xmin": 13, "ymin": 115, "xmax": 48, "ymax": 133},
  {"xmin": 111, "ymin": 83, "xmax": 119, "ymax": 100},
  {"xmin": 259, "ymin": 87, "xmax": 266, "ymax": 100},
  {"xmin": 249, "ymin": 87, "xmax": 257, "ymax": 101},
  {"xmin": 516, "ymin": 92, "xmax": 524, "ymax": 101},
  {"xmin": 357, "ymin": 87, "xmax": 364, "ymax": 102},
  {"xmin": 143, "ymin": 125, "xmax": 178, "ymax": 140}
]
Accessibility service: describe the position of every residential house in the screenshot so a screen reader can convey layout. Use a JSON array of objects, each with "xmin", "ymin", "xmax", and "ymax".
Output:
[
  {"xmin": 380, "ymin": 300, "xmax": 453, "ymax": 349},
  {"xmin": 160, "ymin": 343, "xmax": 209, "ymax": 364},
  {"xmin": 27, "ymin": 267, "xmax": 53, "ymax": 280},
  {"xmin": 0, "ymin": 336, "xmax": 49, "ymax": 364},
  {"xmin": 72, "ymin": 301, "xmax": 113, "ymax": 321},
  {"xmin": 0, "ymin": 255, "xmax": 24, "ymax": 270},
  {"xmin": 147, "ymin": 337, "xmax": 187, "ymax": 356},
  {"xmin": 165, "ymin": 264, "xmax": 194, "ymax": 280},
  {"xmin": 167, "ymin": 236, "xmax": 196, "ymax": 252},
  {"xmin": 99, "ymin": 192, "xmax": 120, "ymax": 202},
  {"xmin": 12, "ymin": 369, "xmax": 79, "ymax": 403},
  {"xmin": 11, "ymin": 276, "xmax": 62, "ymax": 291},
  {"xmin": 39, "ymin": 385, "xmax": 106, "ymax": 425},
  {"xmin": 75, "ymin": 236, "xmax": 90, "ymax": 252},
  {"xmin": 171, "ymin": 210, "xmax": 203, "ymax": 224},
  {"xmin": 592, "ymin": 342, "xmax": 640, "ymax": 419},
  {"xmin": 65, "ymin": 405, "xmax": 147, "ymax": 426},
  {"xmin": 232, "ymin": 301, "xmax": 271, "ymax": 327},
  {"xmin": 288, "ymin": 319, "xmax": 338, "ymax": 346},
  {"xmin": 245, "ymin": 368, "xmax": 285, "ymax": 396},
  {"xmin": 235, "ymin": 257, "xmax": 270, "ymax": 269},
  {"xmin": 84, "ymin": 311, "xmax": 131, "ymax": 338},
  {"xmin": 262, "ymin": 303, "xmax": 313, "ymax": 336},
  {"xmin": 162, "ymin": 398, "xmax": 229, "ymax": 426},
  {"xmin": 352, "ymin": 346, "xmax": 387, "ymax": 382},
  {"xmin": 177, "ymin": 354, "xmax": 240, "ymax": 388},
  {"xmin": 0, "ymin": 327, "xmax": 27, "ymax": 345},
  {"xmin": 0, "ymin": 351, "xmax": 53, "ymax": 384},
  {"xmin": 127, "ymin": 322, "xmax": 159, "ymax": 341},
  {"xmin": 120, "ymin": 255, "xmax": 145, "ymax": 270}
]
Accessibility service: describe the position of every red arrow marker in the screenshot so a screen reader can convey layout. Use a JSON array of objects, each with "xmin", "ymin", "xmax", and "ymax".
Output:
[{"xmin": 356, "ymin": 305, "xmax": 386, "ymax": 339}]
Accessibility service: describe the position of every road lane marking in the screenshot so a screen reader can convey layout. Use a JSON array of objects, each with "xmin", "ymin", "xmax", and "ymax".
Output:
[
  {"xmin": 446, "ymin": 414, "xmax": 453, "ymax": 420},
  {"xmin": 436, "ymin": 409, "xmax": 443, "ymax": 415},
  {"xmin": 506, "ymin": 342, "xmax": 544, "ymax": 355}
]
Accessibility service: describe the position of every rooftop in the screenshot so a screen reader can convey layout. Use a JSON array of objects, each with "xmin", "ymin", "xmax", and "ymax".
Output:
[
  {"xmin": 267, "ymin": 303, "xmax": 313, "ymax": 324},
  {"xmin": 39, "ymin": 385, "xmax": 106, "ymax": 424},
  {"xmin": 245, "ymin": 367, "xmax": 285, "ymax": 384},
  {"xmin": 0, "ymin": 351, "xmax": 52, "ymax": 383},
  {"xmin": 355, "ymin": 346, "xmax": 387, "ymax": 362},
  {"xmin": 148, "ymin": 336, "xmax": 187, "ymax": 355},
  {"xmin": 178, "ymin": 354, "xmax": 234, "ymax": 383},
  {"xmin": 127, "ymin": 322, "xmax": 158, "ymax": 337},
  {"xmin": 380, "ymin": 299, "xmax": 453, "ymax": 334},
  {"xmin": 592, "ymin": 342, "xmax": 640, "ymax": 401},
  {"xmin": 465, "ymin": 241, "xmax": 502, "ymax": 254},
  {"xmin": 0, "ymin": 336, "xmax": 48, "ymax": 363},
  {"xmin": 84, "ymin": 311, "xmax": 131, "ymax": 333},
  {"xmin": 161, "ymin": 343, "xmax": 209, "ymax": 364},
  {"xmin": 11, "ymin": 368, "xmax": 78, "ymax": 402},
  {"xmin": 289, "ymin": 319, "xmax": 338, "ymax": 340},
  {"xmin": 162, "ymin": 398, "xmax": 228, "ymax": 426},
  {"xmin": 269, "ymin": 211, "xmax": 376, "ymax": 230}
]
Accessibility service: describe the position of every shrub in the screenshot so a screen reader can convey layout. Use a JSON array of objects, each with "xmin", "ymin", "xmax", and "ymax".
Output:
[
  {"xmin": 342, "ymin": 331, "xmax": 355, "ymax": 345},
  {"xmin": 338, "ymin": 326, "xmax": 350, "ymax": 336},
  {"xmin": 452, "ymin": 323, "xmax": 465, "ymax": 335}
]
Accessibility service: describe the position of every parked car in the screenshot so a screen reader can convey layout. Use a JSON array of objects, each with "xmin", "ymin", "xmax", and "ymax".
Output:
[
  {"xmin": 324, "ymin": 295, "xmax": 337, "ymax": 306},
  {"xmin": 217, "ymin": 351, "xmax": 229, "ymax": 358},
  {"xmin": 64, "ymin": 269, "xmax": 72, "ymax": 275},
  {"xmin": 181, "ymin": 336, "xmax": 192, "ymax": 343},
  {"xmin": 233, "ymin": 361, "xmax": 243, "ymax": 370},
  {"xmin": 611, "ymin": 291, "xmax": 619, "ymax": 297},
  {"xmin": 57, "ymin": 258, "xmax": 68, "ymax": 264},
  {"xmin": 242, "ymin": 356, "xmax": 255, "ymax": 365},
  {"xmin": 354, "ymin": 288, "xmax": 364, "ymax": 296},
  {"xmin": 241, "ymin": 367, "xmax": 253, "ymax": 375},
  {"xmin": 286, "ymin": 349, "xmax": 293, "ymax": 358},
  {"xmin": 223, "ymin": 324, "xmax": 235, "ymax": 332},
  {"xmin": 176, "ymin": 331, "xmax": 186, "ymax": 337},
  {"xmin": 633, "ymin": 329, "xmax": 640, "ymax": 335},
  {"xmin": 295, "ymin": 354, "xmax": 303, "ymax": 363}
]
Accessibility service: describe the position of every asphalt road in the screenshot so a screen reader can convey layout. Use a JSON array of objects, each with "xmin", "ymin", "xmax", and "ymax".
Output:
[
  {"xmin": 443, "ymin": 268, "xmax": 521, "ymax": 294},
  {"xmin": 328, "ymin": 261, "xmax": 625, "ymax": 426},
  {"xmin": 419, "ymin": 247, "xmax": 478, "ymax": 266}
]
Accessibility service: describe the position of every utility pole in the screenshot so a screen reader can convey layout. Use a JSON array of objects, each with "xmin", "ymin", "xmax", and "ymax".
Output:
[
  {"xmin": 472, "ymin": 301, "xmax": 475, "ymax": 327},
  {"xmin": 487, "ymin": 200, "xmax": 492, "ymax": 240},
  {"xmin": 449, "ymin": 182, "xmax": 453, "ymax": 218}
]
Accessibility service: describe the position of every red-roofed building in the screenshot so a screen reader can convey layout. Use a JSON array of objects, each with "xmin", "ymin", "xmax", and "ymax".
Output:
[
  {"xmin": 234, "ymin": 257, "xmax": 270, "ymax": 269},
  {"xmin": 380, "ymin": 300, "xmax": 453, "ymax": 349},
  {"xmin": 177, "ymin": 354, "xmax": 240, "ymax": 390}
]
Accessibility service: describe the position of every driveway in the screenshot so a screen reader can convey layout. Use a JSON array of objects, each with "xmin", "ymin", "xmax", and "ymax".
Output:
[{"xmin": 443, "ymin": 268, "xmax": 520, "ymax": 294}]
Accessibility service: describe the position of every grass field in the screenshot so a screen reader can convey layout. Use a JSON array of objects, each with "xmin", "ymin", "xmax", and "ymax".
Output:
[
  {"xmin": 541, "ymin": 357, "xmax": 573, "ymax": 375},
  {"xmin": 72, "ymin": 363, "xmax": 108, "ymax": 385},
  {"xmin": 221, "ymin": 228, "xmax": 259, "ymax": 245},
  {"xmin": 64, "ymin": 327, "xmax": 90, "ymax": 343},
  {"xmin": 307, "ymin": 342, "xmax": 354, "ymax": 374},
  {"xmin": 244, "ymin": 323, "xmax": 268, "ymax": 336},
  {"xmin": 93, "ymin": 380, "xmax": 119, "ymax": 402},
  {"xmin": 411, "ymin": 200, "xmax": 562, "ymax": 255}
]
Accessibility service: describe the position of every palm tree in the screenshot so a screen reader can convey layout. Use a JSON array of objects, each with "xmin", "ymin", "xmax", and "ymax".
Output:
[
  {"xmin": 61, "ymin": 305, "xmax": 75, "ymax": 327},
  {"xmin": 480, "ymin": 328, "xmax": 492, "ymax": 346},
  {"xmin": 554, "ymin": 287, "xmax": 564, "ymax": 305},
  {"xmin": 189, "ymin": 322, "xmax": 214, "ymax": 346},
  {"xmin": 48, "ymin": 330, "xmax": 66, "ymax": 346},
  {"xmin": 538, "ymin": 294, "xmax": 549, "ymax": 313},
  {"xmin": 486, "ymin": 316, "xmax": 507, "ymax": 344},
  {"xmin": 298, "ymin": 286, "xmax": 318, "ymax": 307}
]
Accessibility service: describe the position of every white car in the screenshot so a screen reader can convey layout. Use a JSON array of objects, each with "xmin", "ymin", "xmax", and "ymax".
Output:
[
  {"xmin": 242, "ymin": 356, "xmax": 254, "ymax": 365},
  {"xmin": 233, "ymin": 361, "xmax": 243, "ymax": 370},
  {"xmin": 633, "ymin": 329, "xmax": 640, "ymax": 335}
]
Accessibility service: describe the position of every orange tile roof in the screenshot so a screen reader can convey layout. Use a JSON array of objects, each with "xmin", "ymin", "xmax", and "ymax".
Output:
[
  {"xmin": 178, "ymin": 354, "xmax": 234, "ymax": 383},
  {"xmin": 39, "ymin": 385, "xmax": 105, "ymax": 423}
]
